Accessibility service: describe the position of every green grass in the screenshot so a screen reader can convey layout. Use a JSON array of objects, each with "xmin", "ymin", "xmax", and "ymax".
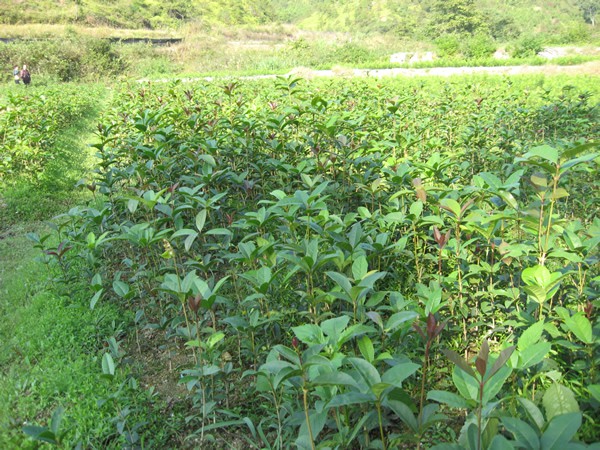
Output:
[
  {"xmin": 0, "ymin": 82, "xmax": 124, "ymax": 447},
  {"xmin": 0, "ymin": 227, "xmax": 126, "ymax": 447}
]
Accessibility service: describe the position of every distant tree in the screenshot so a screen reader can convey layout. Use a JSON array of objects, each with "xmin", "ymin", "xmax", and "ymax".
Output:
[
  {"xmin": 577, "ymin": 0, "xmax": 599, "ymax": 26},
  {"xmin": 430, "ymin": 0, "xmax": 486, "ymax": 36}
]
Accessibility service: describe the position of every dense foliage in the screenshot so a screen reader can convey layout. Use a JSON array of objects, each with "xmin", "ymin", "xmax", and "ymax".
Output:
[
  {"xmin": 0, "ymin": 0, "xmax": 595, "ymax": 43},
  {"xmin": 0, "ymin": 84, "xmax": 99, "ymax": 184},
  {"xmin": 28, "ymin": 75, "xmax": 599, "ymax": 448}
]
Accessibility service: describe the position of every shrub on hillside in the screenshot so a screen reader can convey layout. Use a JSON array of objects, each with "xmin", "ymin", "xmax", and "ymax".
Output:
[
  {"xmin": 461, "ymin": 33, "xmax": 497, "ymax": 58},
  {"xmin": 510, "ymin": 34, "xmax": 545, "ymax": 58},
  {"xmin": 0, "ymin": 37, "xmax": 126, "ymax": 81},
  {"xmin": 435, "ymin": 35, "xmax": 461, "ymax": 57},
  {"xmin": 331, "ymin": 42, "xmax": 372, "ymax": 65}
]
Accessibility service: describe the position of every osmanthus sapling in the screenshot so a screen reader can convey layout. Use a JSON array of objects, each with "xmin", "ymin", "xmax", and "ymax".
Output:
[{"xmin": 428, "ymin": 341, "xmax": 515, "ymax": 450}]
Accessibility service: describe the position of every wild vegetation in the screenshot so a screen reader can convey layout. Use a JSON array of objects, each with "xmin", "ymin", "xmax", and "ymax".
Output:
[
  {"xmin": 1, "ymin": 0, "xmax": 599, "ymax": 81},
  {"xmin": 2, "ymin": 73, "xmax": 596, "ymax": 448}
]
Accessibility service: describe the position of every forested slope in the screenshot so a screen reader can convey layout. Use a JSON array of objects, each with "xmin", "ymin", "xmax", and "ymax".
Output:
[{"xmin": 0, "ymin": 0, "xmax": 594, "ymax": 40}]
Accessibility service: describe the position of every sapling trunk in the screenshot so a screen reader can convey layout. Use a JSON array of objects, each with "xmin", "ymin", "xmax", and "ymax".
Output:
[
  {"xmin": 302, "ymin": 386, "xmax": 316, "ymax": 450},
  {"xmin": 376, "ymin": 400, "xmax": 387, "ymax": 450}
]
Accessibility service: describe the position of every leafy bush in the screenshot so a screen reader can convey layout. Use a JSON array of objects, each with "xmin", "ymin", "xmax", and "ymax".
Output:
[
  {"xmin": 461, "ymin": 33, "xmax": 496, "ymax": 58},
  {"xmin": 331, "ymin": 42, "xmax": 372, "ymax": 65},
  {"xmin": 510, "ymin": 34, "xmax": 545, "ymax": 58},
  {"xmin": 27, "ymin": 75, "xmax": 599, "ymax": 447},
  {"xmin": 0, "ymin": 37, "xmax": 126, "ymax": 82},
  {"xmin": 435, "ymin": 34, "xmax": 461, "ymax": 57}
]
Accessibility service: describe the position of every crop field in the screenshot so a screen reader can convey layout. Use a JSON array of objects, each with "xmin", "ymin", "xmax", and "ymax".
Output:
[{"xmin": 1, "ymin": 74, "xmax": 599, "ymax": 448}]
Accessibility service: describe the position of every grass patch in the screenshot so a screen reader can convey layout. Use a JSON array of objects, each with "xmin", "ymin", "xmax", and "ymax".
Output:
[
  {"xmin": 0, "ymin": 223, "xmax": 124, "ymax": 448},
  {"xmin": 0, "ymin": 24, "xmax": 181, "ymax": 40}
]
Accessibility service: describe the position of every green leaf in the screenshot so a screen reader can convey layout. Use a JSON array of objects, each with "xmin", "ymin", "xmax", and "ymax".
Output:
[
  {"xmin": 478, "ymin": 172, "xmax": 502, "ymax": 189},
  {"xmin": 518, "ymin": 342, "xmax": 551, "ymax": 370},
  {"xmin": 523, "ymin": 285, "xmax": 548, "ymax": 304},
  {"xmin": 543, "ymin": 384, "xmax": 579, "ymax": 421},
  {"xmin": 206, "ymin": 228, "xmax": 233, "ymax": 236},
  {"xmin": 489, "ymin": 434, "xmax": 518, "ymax": 450},
  {"xmin": 112, "ymin": 280, "xmax": 130, "ymax": 298},
  {"xmin": 518, "ymin": 320, "xmax": 545, "ymax": 351},
  {"xmin": 443, "ymin": 349, "xmax": 475, "ymax": 377},
  {"xmin": 195, "ymin": 209, "xmax": 207, "ymax": 232},
  {"xmin": 292, "ymin": 324, "xmax": 324, "ymax": 345},
  {"xmin": 90, "ymin": 289, "xmax": 103, "ymax": 310},
  {"xmin": 427, "ymin": 390, "xmax": 470, "ymax": 409},
  {"xmin": 321, "ymin": 315, "xmax": 350, "ymax": 340},
  {"xmin": 564, "ymin": 313, "xmax": 594, "ymax": 345},
  {"xmin": 409, "ymin": 201, "xmax": 423, "ymax": 218},
  {"xmin": 452, "ymin": 365, "xmax": 479, "ymax": 402},
  {"xmin": 102, "ymin": 353, "xmax": 115, "ymax": 376},
  {"xmin": 518, "ymin": 397, "xmax": 546, "ymax": 431},
  {"xmin": 560, "ymin": 142, "xmax": 598, "ymax": 161},
  {"xmin": 326, "ymin": 271, "xmax": 352, "ymax": 295},
  {"xmin": 540, "ymin": 412, "xmax": 582, "ymax": 450},
  {"xmin": 482, "ymin": 365, "xmax": 512, "ymax": 405},
  {"xmin": 489, "ymin": 346, "xmax": 515, "ymax": 378},
  {"xmin": 385, "ymin": 311, "xmax": 419, "ymax": 332},
  {"xmin": 50, "ymin": 406, "xmax": 64, "ymax": 435},
  {"xmin": 328, "ymin": 392, "xmax": 375, "ymax": 407},
  {"xmin": 522, "ymin": 265, "xmax": 551, "ymax": 289},
  {"xmin": 527, "ymin": 145, "xmax": 559, "ymax": 165},
  {"xmin": 588, "ymin": 385, "xmax": 600, "ymax": 402},
  {"xmin": 22, "ymin": 426, "xmax": 58, "ymax": 444},
  {"xmin": 171, "ymin": 228, "xmax": 197, "ymax": 239},
  {"xmin": 381, "ymin": 362, "xmax": 420, "ymax": 388},
  {"xmin": 358, "ymin": 335, "xmax": 375, "ymax": 363},
  {"xmin": 184, "ymin": 231, "xmax": 198, "ymax": 251},
  {"xmin": 550, "ymin": 188, "xmax": 569, "ymax": 200},
  {"xmin": 181, "ymin": 270, "xmax": 198, "ymax": 294},
  {"xmin": 313, "ymin": 372, "xmax": 359, "ymax": 388},
  {"xmin": 352, "ymin": 256, "xmax": 368, "ymax": 280},
  {"xmin": 502, "ymin": 417, "xmax": 540, "ymax": 450},
  {"xmin": 497, "ymin": 191, "xmax": 519, "ymax": 210},
  {"xmin": 560, "ymin": 151, "xmax": 599, "ymax": 171},
  {"xmin": 206, "ymin": 331, "xmax": 225, "ymax": 350},
  {"xmin": 386, "ymin": 399, "xmax": 417, "ymax": 432},
  {"xmin": 440, "ymin": 198, "xmax": 461, "ymax": 218},
  {"xmin": 347, "ymin": 357, "xmax": 381, "ymax": 387}
]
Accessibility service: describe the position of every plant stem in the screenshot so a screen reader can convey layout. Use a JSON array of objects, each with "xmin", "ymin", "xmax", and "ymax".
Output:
[
  {"xmin": 302, "ymin": 387, "xmax": 316, "ymax": 450},
  {"xmin": 376, "ymin": 401, "xmax": 387, "ymax": 450}
]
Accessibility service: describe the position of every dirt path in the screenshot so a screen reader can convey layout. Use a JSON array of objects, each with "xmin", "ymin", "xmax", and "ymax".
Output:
[
  {"xmin": 294, "ymin": 60, "xmax": 600, "ymax": 78},
  {"xmin": 143, "ymin": 60, "xmax": 600, "ymax": 83}
]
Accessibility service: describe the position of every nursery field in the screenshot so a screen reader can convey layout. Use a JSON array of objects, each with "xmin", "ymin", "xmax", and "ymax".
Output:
[{"xmin": 1, "ymin": 74, "xmax": 599, "ymax": 448}]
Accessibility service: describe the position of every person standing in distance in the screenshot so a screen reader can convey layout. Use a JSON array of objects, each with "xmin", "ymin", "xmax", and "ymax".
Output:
[
  {"xmin": 20, "ymin": 65, "xmax": 31, "ymax": 86},
  {"xmin": 13, "ymin": 65, "xmax": 20, "ymax": 84}
]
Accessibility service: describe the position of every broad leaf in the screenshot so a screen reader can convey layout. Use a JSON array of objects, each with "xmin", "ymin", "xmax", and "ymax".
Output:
[
  {"xmin": 540, "ymin": 412, "xmax": 582, "ymax": 450},
  {"xmin": 381, "ymin": 362, "xmax": 420, "ymax": 388},
  {"xmin": 564, "ymin": 313, "xmax": 594, "ymax": 345},
  {"xmin": 489, "ymin": 434, "xmax": 518, "ymax": 450},
  {"xmin": 386, "ymin": 399, "xmax": 417, "ymax": 432},
  {"xmin": 543, "ymin": 383, "xmax": 579, "ymax": 421},
  {"xmin": 443, "ymin": 349, "xmax": 475, "ymax": 377},
  {"xmin": 313, "ymin": 372, "xmax": 359, "ymax": 388},
  {"xmin": 518, "ymin": 320, "xmax": 545, "ymax": 351},
  {"xmin": 502, "ymin": 417, "xmax": 540, "ymax": 450},
  {"xmin": 427, "ymin": 390, "xmax": 470, "ymax": 409},
  {"xmin": 358, "ymin": 335, "xmax": 375, "ymax": 362},
  {"xmin": 328, "ymin": 392, "xmax": 375, "ymax": 407},
  {"xmin": 347, "ymin": 357, "xmax": 381, "ymax": 387},
  {"xmin": 518, "ymin": 397, "xmax": 546, "ymax": 431}
]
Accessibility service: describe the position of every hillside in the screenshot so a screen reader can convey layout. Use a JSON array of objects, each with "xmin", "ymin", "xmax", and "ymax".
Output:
[{"xmin": 0, "ymin": 0, "xmax": 595, "ymax": 42}]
